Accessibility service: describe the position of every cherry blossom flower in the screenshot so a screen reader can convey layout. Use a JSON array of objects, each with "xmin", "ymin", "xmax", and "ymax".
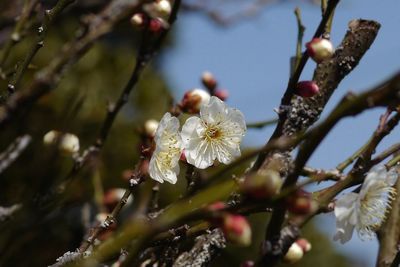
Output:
[
  {"xmin": 334, "ymin": 165, "xmax": 398, "ymax": 244},
  {"xmin": 181, "ymin": 96, "xmax": 246, "ymax": 169},
  {"xmin": 149, "ymin": 113, "xmax": 183, "ymax": 184}
]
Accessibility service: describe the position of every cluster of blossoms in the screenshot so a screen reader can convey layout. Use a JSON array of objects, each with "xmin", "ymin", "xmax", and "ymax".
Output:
[
  {"xmin": 334, "ymin": 165, "xmax": 399, "ymax": 243},
  {"xmin": 131, "ymin": 0, "xmax": 172, "ymax": 33},
  {"xmin": 149, "ymin": 96, "xmax": 246, "ymax": 184}
]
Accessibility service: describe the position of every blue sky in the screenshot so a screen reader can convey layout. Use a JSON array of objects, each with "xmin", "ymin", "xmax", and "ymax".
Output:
[{"xmin": 162, "ymin": 0, "xmax": 400, "ymax": 265}]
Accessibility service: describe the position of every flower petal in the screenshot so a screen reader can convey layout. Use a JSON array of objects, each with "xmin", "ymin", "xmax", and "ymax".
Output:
[
  {"xmin": 334, "ymin": 192, "xmax": 358, "ymax": 222},
  {"xmin": 200, "ymin": 96, "xmax": 227, "ymax": 124},
  {"xmin": 333, "ymin": 217, "xmax": 355, "ymax": 244}
]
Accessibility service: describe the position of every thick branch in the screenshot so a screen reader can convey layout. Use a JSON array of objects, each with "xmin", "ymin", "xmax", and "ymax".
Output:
[{"xmin": 173, "ymin": 229, "xmax": 226, "ymax": 267}]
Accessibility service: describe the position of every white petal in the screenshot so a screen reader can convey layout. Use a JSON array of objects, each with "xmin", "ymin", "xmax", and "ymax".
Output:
[
  {"xmin": 148, "ymin": 147, "xmax": 181, "ymax": 184},
  {"xmin": 215, "ymin": 141, "xmax": 240, "ymax": 164},
  {"xmin": 200, "ymin": 96, "xmax": 227, "ymax": 124},
  {"xmin": 149, "ymin": 153, "xmax": 165, "ymax": 184},
  {"xmin": 227, "ymin": 107, "xmax": 246, "ymax": 133},
  {"xmin": 334, "ymin": 192, "xmax": 358, "ymax": 222},
  {"xmin": 333, "ymin": 217, "xmax": 355, "ymax": 244},
  {"xmin": 155, "ymin": 112, "xmax": 181, "ymax": 148},
  {"xmin": 186, "ymin": 139, "xmax": 215, "ymax": 169},
  {"xmin": 386, "ymin": 167, "xmax": 399, "ymax": 186},
  {"xmin": 181, "ymin": 116, "xmax": 202, "ymax": 147}
]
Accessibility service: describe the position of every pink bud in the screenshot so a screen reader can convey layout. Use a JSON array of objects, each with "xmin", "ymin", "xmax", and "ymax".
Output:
[
  {"xmin": 286, "ymin": 190, "xmax": 318, "ymax": 215},
  {"xmin": 283, "ymin": 242, "xmax": 304, "ymax": 264},
  {"xmin": 296, "ymin": 238, "xmax": 312, "ymax": 253},
  {"xmin": 295, "ymin": 81, "xmax": 319, "ymax": 98},
  {"xmin": 201, "ymin": 71, "xmax": 217, "ymax": 90},
  {"xmin": 241, "ymin": 261, "xmax": 255, "ymax": 267},
  {"xmin": 180, "ymin": 89, "xmax": 211, "ymax": 114},
  {"xmin": 180, "ymin": 150, "xmax": 187, "ymax": 162},
  {"xmin": 306, "ymin": 38, "xmax": 334, "ymax": 63},
  {"xmin": 222, "ymin": 214, "xmax": 252, "ymax": 246},
  {"xmin": 149, "ymin": 18, "xmax": 163, "ymax": 33},
  {"xmin": 207, "ymin": 201, "xmax": 227, "ymax": 211},
  {"xmin": 214, "ymin": 89, "xmax": 229, "ymax": 101}
]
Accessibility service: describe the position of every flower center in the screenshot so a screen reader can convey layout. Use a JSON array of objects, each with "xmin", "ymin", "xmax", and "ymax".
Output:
[{"xmin": 205, "ymin": 125, "xmax": 222, "ymax": 140}]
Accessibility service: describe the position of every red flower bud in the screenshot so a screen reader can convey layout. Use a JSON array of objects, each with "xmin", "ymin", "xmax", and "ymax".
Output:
[
  {"xmin": 149, "ymin": 18, "xmax": 163, "ymax": 33},
  {"xmin": 306, "ymin": 38, "xmax": 334, "ymax": 63},
  {"xmin": 241, "ymin": 170, "xmax": 282, "ymax": 199},
  {"xmin": 207, "ymin": 201, "xmax": 227, "ymax": 211},
  {"xmin": 295, "ymin": 81, "xmax": 319, "ymax": 98},
  {"xmin": 201, "ymin": 71, "xmax": 217, "ymax": 91},
  {"xmin": 214, "ymin": 89, "xmax": 229, "ymax": 101},
  {"xmin": 286, "ymin": 190, "xmax": 318, "ymax": 215},
  {"xmin": 296, "ymin": 238, "xmax": 312, "ymax": 253},
  {"xmin": 241, "ymin": 261, "xmax": 255, "ymax": 267},
  {"xmin": 180, "ymin": 89, "xmax": 211, "ymax": 114},
  {"xmin": 222, "ymin": 214, "xmax": 252, "ymax": 246}
]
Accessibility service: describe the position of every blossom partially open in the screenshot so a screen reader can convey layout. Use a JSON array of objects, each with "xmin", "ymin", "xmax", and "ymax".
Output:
[
  {"xmin": 149, "ymin": 113, "xmax": 183, "ymax": 184},
  {"xmin": 334, "ymin": 165, "xmax": 398, "ymax": 244},
  {"xmin": 181, "ymin": 96, "xmax": 246, "ymax": 169}
]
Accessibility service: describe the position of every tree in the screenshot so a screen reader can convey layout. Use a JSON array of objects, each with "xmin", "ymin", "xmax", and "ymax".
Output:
[{"xmin": 0, "ymin": 1, "xmax": 399, "ymax": 266}]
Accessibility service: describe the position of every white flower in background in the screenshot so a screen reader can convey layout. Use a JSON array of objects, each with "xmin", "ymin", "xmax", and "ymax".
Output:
[
  {"xmin": 149, "ymin": 113, "xmax": 183, "ymax": 184},
  {"xmin": 43, "ymin": 130, "xmax": 80, "ymax": 154},
  {"xmin": 334, "ymin": 165, "xmax": 398, "ymax": 244},
  {"xmin": 144, "ymin": 119, "xmax": 159, "ymax": 137},
  {"xmin": 181, "ymin": 96, "xmax": 246, "ymax": 169}
]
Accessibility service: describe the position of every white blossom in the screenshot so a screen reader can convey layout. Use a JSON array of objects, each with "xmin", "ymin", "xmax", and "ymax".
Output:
[
  {"xmin": 181, "ymin": 96, "xmax": 246, "ymax": 169},
  {"xmin": 334, "ymin": 165, "xmax": 398, "ymax": 244},
  {"xmin": 43, "ymin": 131, "xmax": 80, "ymax": 154},
  {"xmin": 149, "ymin": 113, "xmax": 183, "ymax": 184}
]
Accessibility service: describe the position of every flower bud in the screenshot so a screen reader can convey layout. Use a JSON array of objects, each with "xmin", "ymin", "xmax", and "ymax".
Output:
[
  {"xmin": 201, "ymin": 71, "xmax": 217, "ymax": 90},
  {"xmin": 283, "ymin": 242, "xmax": 304, "ymax": 264},
  {"xmin": 103, "ymin": 188, "xmax": 131, "ymax": 211},
  {"xmin": 207, "ymin": 201, "xmax": 227, "ymax": 211},
  {"xmin": 286, "ymin": 190, "xmax": 318, "ymax": 215},
  {"xmin": 222, "ymin": 214, "xmax": 252, "ymax": 246},
  {"xmin": 180, "ymin": 89, "xmax": 211, "ymax": 113},
  {"xmin": 43, "ymin": 130, "xmax": 80, "ymax": 154},
  {"xmin": 241, "ymin": 261, "xmax": 254, "ymax": 267},
  {"xmin": 149, "ymin": 18, "xmax": 163, "ymax": 33},
  {"xmin": 144, "ymin": 119, "xmax": 159, "ymax": 137},
  {"xmin": 306, "ymin": 38, "xmax": 334, "ymax": 63},
  {"xmin": 180, "ymin": 150, "xmax": 187, "ymax": 162},
  {"xmin": 214, "ymin": 89, "xmax": 229, "ymax": 101},
  {"xmin": 241, "ymin": 170, "xmax": 282, "ymax": 199},
  {"xmin": 295, "ymin": 238, "xmax": 312, "ymax": 253},
  {"xmin": 130, "ymin": 13, "xmax": 146, "ymax": 28},
  {"xmin": 154, "ymin": 0, "xmax": 172, "ymax": 17},
  {"xmin": 295, "ymin": 81, "xmax": 319, "ymax": 98}
]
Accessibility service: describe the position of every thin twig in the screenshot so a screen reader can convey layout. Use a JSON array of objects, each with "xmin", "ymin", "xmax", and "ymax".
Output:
[
  {"xmin": 372, "ymin": 143, "xmax": 400, "ymax": 166},
  {"xmin": 0, "ymin": 0, "xmax": 40, "ymax": 69},
  {"xmin": 246, "ymin": 118, "xmax": 277, "ymax": 129},
  {"xmin": 8, "ymin": 0, "xmax": 75, "ymax": 95}
]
